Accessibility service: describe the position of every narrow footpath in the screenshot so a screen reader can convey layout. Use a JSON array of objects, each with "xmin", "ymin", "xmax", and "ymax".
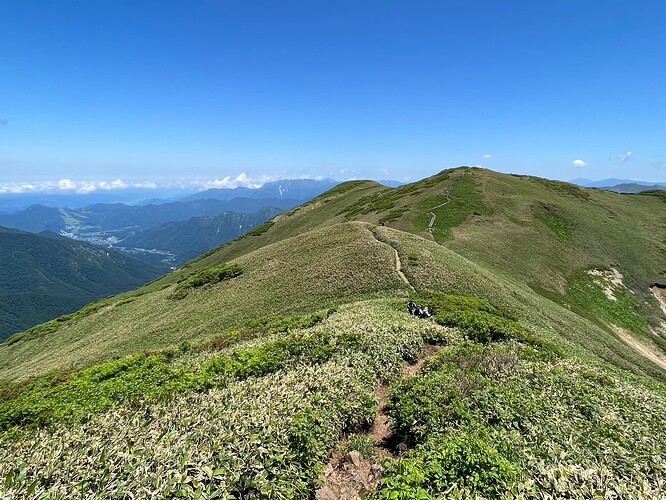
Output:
[
  {"xmin": 371, "ymin": 228, "xmax": 414, "ymax": 291},
  {"xmin": 393, "ymin": 248, "xmax": 412, "ymax": 289},
  {"xmin": 316, "ymin": 346, "xmax": 440, "ymax": 500},
  {"xmin": 427, "ymin": 169, "xmax": 467, "ymax": 235}
]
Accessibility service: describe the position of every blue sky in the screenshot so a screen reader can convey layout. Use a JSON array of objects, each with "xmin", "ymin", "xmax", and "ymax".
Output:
[{"xmin": 1, "ymin": 0, "xmax": 665, "ymax": 191}]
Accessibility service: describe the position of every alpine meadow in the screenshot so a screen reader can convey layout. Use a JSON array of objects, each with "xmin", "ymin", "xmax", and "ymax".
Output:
[{"xmin": 1, "ymin": 167, "xmax": 666, "ymax": 498}]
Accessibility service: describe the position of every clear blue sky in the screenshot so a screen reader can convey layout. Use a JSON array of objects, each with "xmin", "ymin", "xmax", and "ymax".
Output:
[{"xmin": 1, "ymin": 0, "xmax": 665, "ymax": 191}]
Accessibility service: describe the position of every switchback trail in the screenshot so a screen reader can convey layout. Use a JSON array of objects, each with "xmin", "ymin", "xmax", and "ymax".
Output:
[{"xmin": 427, "ymin": 169, "xmax": 467, "ymax": 235}]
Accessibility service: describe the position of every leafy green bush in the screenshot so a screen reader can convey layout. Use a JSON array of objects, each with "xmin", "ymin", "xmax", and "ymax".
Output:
[
  {"xmin": 171, "ymin": 263, "xmax": 242, "ymax": 298},
  {"xmin": 373, "ymin": 429, "xmax": 516, "ymax": 498},
  {"xmin": 200, "ymin": 331, "xmax": 361, "ymax": 383},
  {"xmin": 0, "ymin": 354, "xmax": 185, "ymax": 433},
  {"xmin": 203, "ymin": 309, "xmax": 335, "ymax": 351},
  {"xmin": 412, "ymin": 292, "xmax": 559, "ymax": 356}
]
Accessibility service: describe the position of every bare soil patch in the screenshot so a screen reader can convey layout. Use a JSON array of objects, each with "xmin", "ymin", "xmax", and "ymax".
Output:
[
  {"xmin": 611, "ymin": 324, "xmax": 666, "ymax": 371},
  {"xmin": 651, "ymin": 285, "xmax": 666, "ymax": 316},
  {"xmin": 315, "ymin": 451, "xmax": 383, "ymax": 500}
]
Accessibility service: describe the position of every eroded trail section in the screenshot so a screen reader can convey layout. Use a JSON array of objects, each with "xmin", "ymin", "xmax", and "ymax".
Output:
[
  {"xmin": 393, "ymin": 249, "xmax": 412, "ymax": 288},
  {"xmin": 316, "ymin": 345, "xmax": 440, "ymax": 499},
  {"xmin": 651, "ymin": 285, "xmax": 666, "ymax": 317}
]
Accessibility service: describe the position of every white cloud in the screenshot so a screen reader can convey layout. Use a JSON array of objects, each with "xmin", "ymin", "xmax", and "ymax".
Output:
[
  {"xmin": 201, "ymin": 173, "xmax": 275, "ymax": 190},
  {"xmin": 571, "ymin": 159, "xmax": 586, "ymax": 168},
  {"xmin": 619, "ymin": 151, "xmax": 632, "ymax": 163},
  {"xmin": 135, "ymin": 181, "xmax": 158, "ymax": 189},
  {"xmin": 57, "ymin": 179, "xmax": 77, "ymax": 190},
  {"xmin": 0, "ymin": 173, "xmax": 301, "ymax": 195},
  {"xmin": 76, "ymin": 182, "xmax": 98, "ymax": 194},
  {"xmin": 482, "ymin": 154, "xmax": 492, "ymax": 159}
]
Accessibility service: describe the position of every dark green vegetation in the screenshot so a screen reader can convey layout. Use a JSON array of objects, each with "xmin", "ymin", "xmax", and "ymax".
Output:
[
  {"xmin": 118, "ymin": 207, "xmax": 283, "ymax": 266},
  {"xmin": 0, "ymin": 226, "xmax": 160, "ymax": 342},
  {"xmin": 531, "ymin": 204, "xmax": 573, "ymax": 241},
  {"xmin": 1, "ymin": 168, "xmax": 665, "ymax": 498},
  {"xmin": 567, "ymin": 271, "xmax": 649, "ymax": 333},
  {"xmin": 170, "ymin": 263, "xmax": 243, "ymax": 299}
]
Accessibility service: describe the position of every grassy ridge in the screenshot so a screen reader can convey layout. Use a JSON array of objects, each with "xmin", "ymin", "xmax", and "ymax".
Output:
[
  {"xmin": 0, "ymin": 168, "xmax": 665, "ymax": 497},
  {"xmin": 4, "ymin": 168, "xmax": 664, "ymax": 383}
]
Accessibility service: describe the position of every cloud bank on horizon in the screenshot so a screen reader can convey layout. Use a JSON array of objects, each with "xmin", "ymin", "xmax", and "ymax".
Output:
[{"xmin": 0, "ymin": 173, "xmax": 279, "ymax": 195}]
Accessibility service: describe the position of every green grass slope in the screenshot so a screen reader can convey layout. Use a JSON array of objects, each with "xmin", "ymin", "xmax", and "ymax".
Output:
[
  {"xmin": 164, "ymin": 167, "xmax": 666, "ymax": 343},
  {"xmin": 1, "ymin": 168, "xmax": 666, "ymax": 498}
]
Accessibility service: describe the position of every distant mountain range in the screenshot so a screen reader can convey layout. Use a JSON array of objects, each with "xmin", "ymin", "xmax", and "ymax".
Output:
[
  {"xmin": 602, "ymin": 183, "xmax": 666, "ymax": 194},
  {"xmin": 0, "ymin": 179, "xmax": 341, "ymax": 269},
  {"xmin": 0, "ymin": 198, "xmax": 297, "ymax": 234},
  {"xmin": 117, "ymin": 207, "xmax": 283, "ymax": 266},
  {"xmin": 0, "ymin": 225, "xmax": 161, "ymax": 342},
  {"xmin": 182, "ymin": 178, "xmax": 339, "ymax": 202},
  {"xmin": 0, "ymin": 178, "xmax": 343, "ymax": 214},
  {"xmin": 0, "ymin": 187, "xmax": 202, "ymax": 214},
  {"xmin": 571, "ymin": 177, "xmax": 666, "ymax": 193}
]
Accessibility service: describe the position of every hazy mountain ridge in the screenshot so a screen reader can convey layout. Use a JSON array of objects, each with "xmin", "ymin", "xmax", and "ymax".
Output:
[
  {"xmin": 570, "ymin": 177, "xmax": 666, "ymax": 187},
  {"xmin": 182, "ymin": 178, "xmax": 339, "ymax": 202},
  {"xmin": 0, "ymin": 179, "xmax": 343, "ymax": 268},
  {"xmin": 602, "ymin": 183, "xmax": 666, "ymax": 193},
  {"xmin": 0, "ymin": 198, "xmax": 298, "ymax": 234}
]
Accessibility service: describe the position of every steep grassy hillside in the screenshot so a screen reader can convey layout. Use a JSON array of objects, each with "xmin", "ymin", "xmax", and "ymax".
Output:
[
  {"xmin": 0, "ymin": 226, "xmax": 161, "ymax": 342},
  {"xmin": 1, "ymin": 168, "xmax": 665, "ymax": 498}
]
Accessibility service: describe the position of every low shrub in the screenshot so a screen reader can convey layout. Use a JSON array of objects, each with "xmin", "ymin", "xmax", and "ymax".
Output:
[
  {"xmin": 373, "ymin": 429, "xmax": 516, "ymax": 499},
  {"xmin": 343, "ymin": 433, "xmax": 377, "ymax": 459},
  {"xmin": 171, "ymin": 263, "xmax": 242, "ymax": 299}
]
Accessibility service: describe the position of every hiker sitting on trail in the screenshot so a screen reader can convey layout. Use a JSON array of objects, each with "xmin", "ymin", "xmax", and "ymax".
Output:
[
  {"xmin": 408, "ymin": 301, "xmax": 418, "ymax": 315},
  {"xmin": 408, "ymin": 301, "xmax": 432, "ymax": 318}
]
